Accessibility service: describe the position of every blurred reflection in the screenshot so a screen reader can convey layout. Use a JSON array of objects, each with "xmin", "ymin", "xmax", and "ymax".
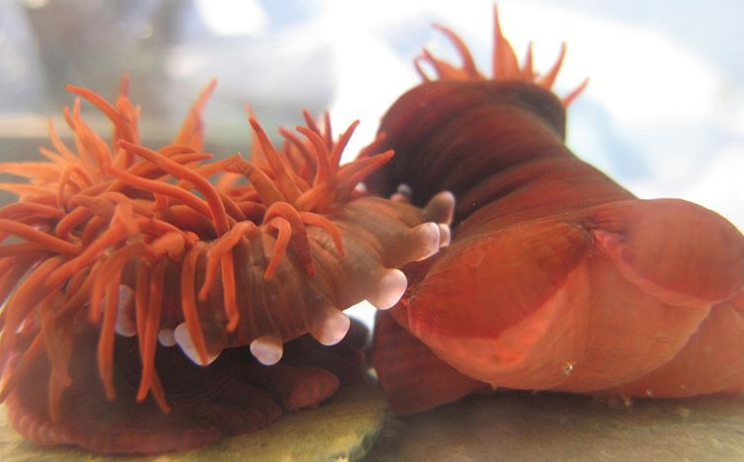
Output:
[
  {"xmin": 0, "ymin": 0, "xmax": 45, "ymax": 112},
  {"xmin": 0, "ymin": 0, "xmax": 334, "ymax": 151},
  {"xmin": 5, "ymin": 0, "xmax": 171, "ymax": 114}
]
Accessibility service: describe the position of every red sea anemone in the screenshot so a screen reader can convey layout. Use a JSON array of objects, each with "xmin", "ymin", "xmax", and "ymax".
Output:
[
  {"xmin": 0, "ymin": 78, "xmax": 453, "ymax": 454},
  {"xmin": 369, "ymin": 8, "xmax": 744, "ymax": 414}
]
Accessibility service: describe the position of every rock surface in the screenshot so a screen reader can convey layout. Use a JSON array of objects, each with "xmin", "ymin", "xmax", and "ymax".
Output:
[{"xmin": 365, "ymin": 391, "xmax": 744, "ymax": 461}]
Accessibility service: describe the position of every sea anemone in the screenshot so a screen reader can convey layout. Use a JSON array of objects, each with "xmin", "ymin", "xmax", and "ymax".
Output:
[
  {"xmin": 370, "ymin": 7, "xmax": 744, "ymax": 414},
  {"xmin": 0, "ymin": 77, "xmax": 453, "ymax": 453}
]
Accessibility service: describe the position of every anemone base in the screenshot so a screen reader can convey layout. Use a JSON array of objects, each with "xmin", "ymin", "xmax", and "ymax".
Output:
[{"xmin": 0, "ymin": 378, "xmax": 386, "ymax": 462}]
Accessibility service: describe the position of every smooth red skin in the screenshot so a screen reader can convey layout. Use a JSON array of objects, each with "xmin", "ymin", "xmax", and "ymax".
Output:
[
  {"xmin": 369, "ymin": 80, "xmax": 744, "ymax": 414},
  {"xmin": 6, "ymin": 323, "xmax": 367, "ymax": 455}
]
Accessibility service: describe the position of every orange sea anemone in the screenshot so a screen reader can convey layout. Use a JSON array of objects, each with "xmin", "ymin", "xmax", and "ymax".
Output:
[
  {"xmin": 0, "ymin": 78, "xmax": 453, "ymax": 453},
  {"xmin": 369, "ymin": 7, "xmax": 744, "ymax": 414}
]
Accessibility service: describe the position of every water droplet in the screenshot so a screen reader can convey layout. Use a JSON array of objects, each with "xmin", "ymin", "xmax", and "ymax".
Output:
[{"xmin": 561, "ymin": 361, "xmax": 574, "ymax": 376}]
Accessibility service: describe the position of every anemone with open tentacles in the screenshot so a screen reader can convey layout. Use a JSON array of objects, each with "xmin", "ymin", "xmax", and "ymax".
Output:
[{"xmin": 0, "ymin": 79, "xmax": 454, "ymax": 454}]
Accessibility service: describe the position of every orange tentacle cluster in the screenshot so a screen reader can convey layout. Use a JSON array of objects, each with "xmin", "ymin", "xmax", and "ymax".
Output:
[
  {"xmin": 0, "ymin": 79, "xmax": 453, "ymax": 425},
  {"xmin": 415, "ymin": 7, "xmax": 589, "ymax": 106}
]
